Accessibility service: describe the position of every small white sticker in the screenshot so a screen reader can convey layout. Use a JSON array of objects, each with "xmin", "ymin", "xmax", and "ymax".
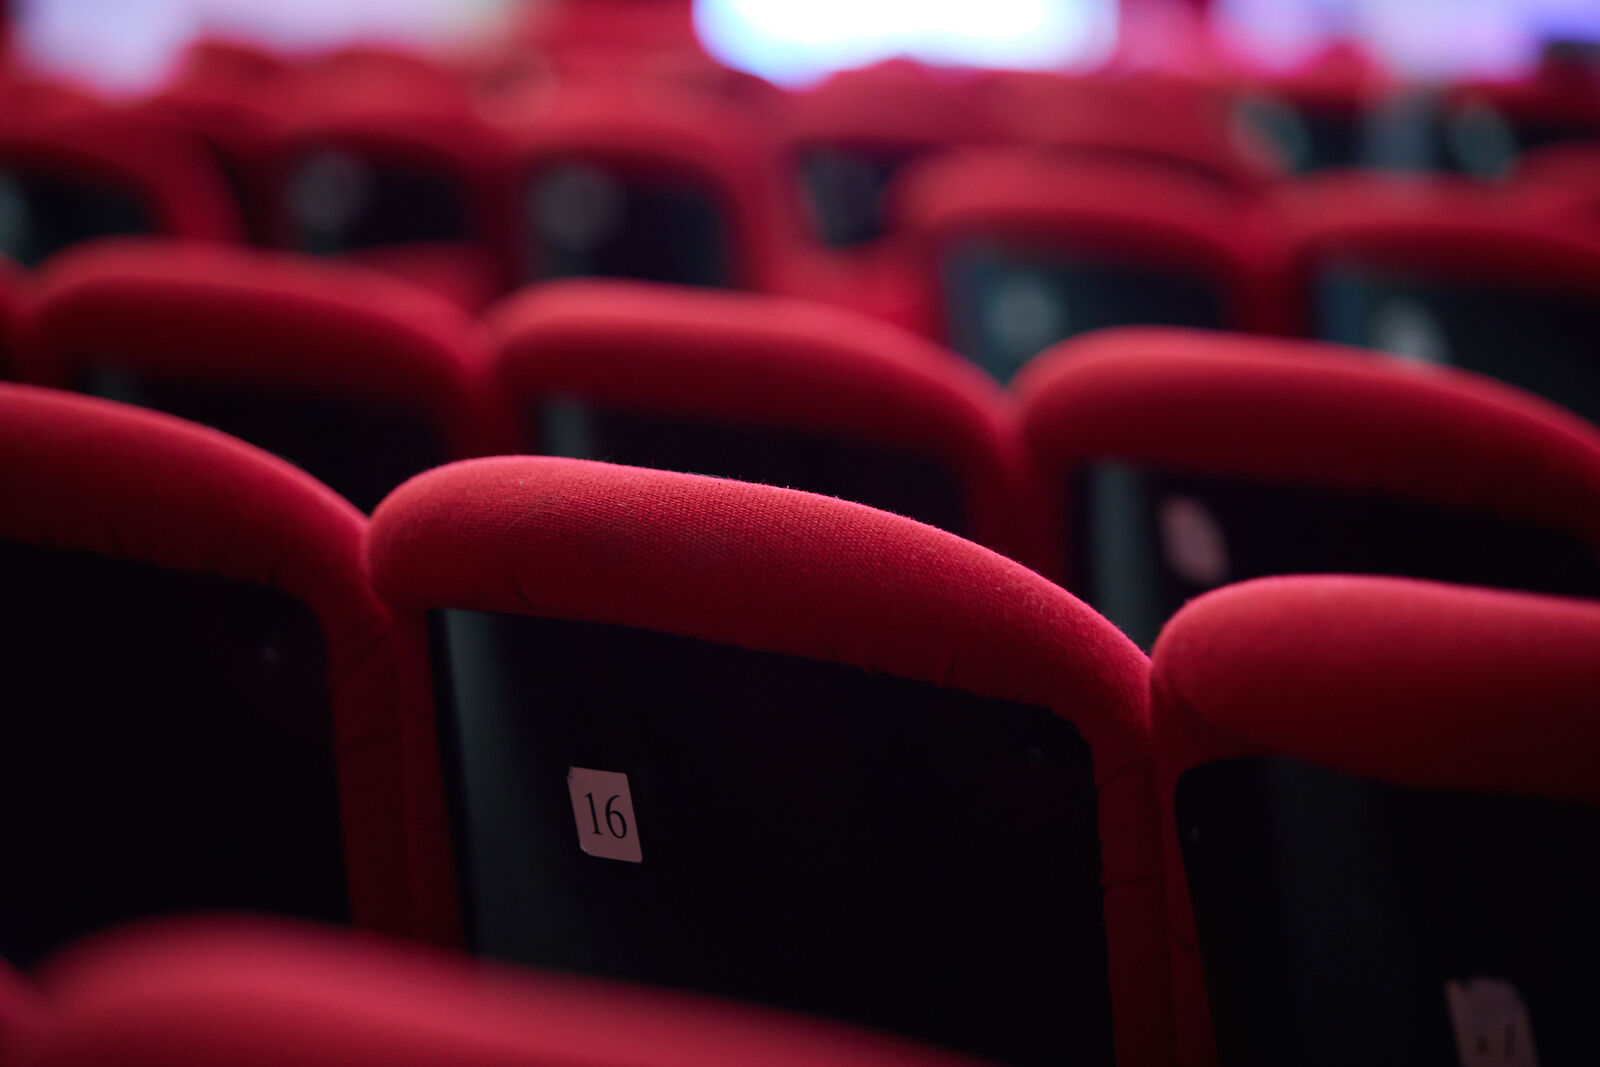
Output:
[
  {"xmin": 1372, "ymin": 297, "xmax": 1450, "ymax": 365},
  {"xmin": 567, "ymin": 767, "xmax": 642, "ymax": 863},
  {"xmin": 1160, "ymin": 495, "xmax": 1231, "ymax": 587},
  {"xmin": 1446, "ymin": 977, "xmax": 1540, "ymax": 1067}
]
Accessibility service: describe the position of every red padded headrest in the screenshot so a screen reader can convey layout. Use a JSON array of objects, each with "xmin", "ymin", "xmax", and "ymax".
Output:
[
  {"xmin": 0, "ymin": 105, "xmax": 243, "ymax": 244},
  {"xmin": 1015, "ymin": 326, "xmax": 1600, "ymax": 579},
  {"xmin": 24, "ymin": 239, "xmax": 500, "ymax": 458},
  {"xmin": 371, "ymin": 455, "xmax": 1144, "ymax": 728},
  {"xmin": 14, "ymin": 917, "xmax": 986, "ymax": 1067},
  {"xmin": 783, "ymin": 60, "xmax": 994, "ymax": 151},
  {"xmin": 266, "ymin": 85, "xmax": 507, "ymax": 176},
  {"xmin": 485, "ymin": 279, "xmax": 1025, "ymax": 553},
  {"xmin": 497, "ymin": 84, "xmax": 796, "ymax": 287},
  {"xmin": 893, "ymin": 149, "xmax": 1276, "ymax": 328},
  {"xmin": 1270, "ymin": 172, "xmax": 1600, "ymax": 322},
  {"xmin": 989, "ymin": 75, "xmax": 1275, "ymax": 191},
  {"xmin": 367, "ymin": 455, "xmax": 1171, "ymax": 1064},
  {"xmin": 1153, "ymin": 574, "xmax": 1600, "ymax": 803}
]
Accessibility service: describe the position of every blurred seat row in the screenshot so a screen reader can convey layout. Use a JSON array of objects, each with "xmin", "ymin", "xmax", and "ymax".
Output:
[
  {"xmin": 1, "ymin": 377, "xmax": 1596, "ymax": 1065},
  {"xmin": 3, "ymin": 24, "xmax": 1599, "ymax": 1066},
  {"xmin": 3, "ymin": 58, "xmax": 1599, "ymax": 419}
]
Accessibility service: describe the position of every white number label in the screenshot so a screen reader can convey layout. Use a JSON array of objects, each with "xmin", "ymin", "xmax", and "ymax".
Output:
[{"xmin": 567, "ymin": 767, "xmax": 642, "ymax": 863}]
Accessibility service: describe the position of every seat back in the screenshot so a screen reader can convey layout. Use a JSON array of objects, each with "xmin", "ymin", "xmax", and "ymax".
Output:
[
  {"xmin": 1151, "ymin": 575, "xmax": 1600, "ymax": 1067},
  {"xmin": 24, "ymin": 240, "xmax": 496, "ymax": 513},
  {"xmin": 1441, "ymin": 69, "xmax": 1600, "ymax": 178},
  {"xmin": 1275, "ymin": 173, "xmax": 1600, "ymax": 425},
  {"xmin": 0, "ymin": 103, "xmax": 242, "ymax": 266},
  {"xmin": 1016, "ymin": 328, "xmax": 1600, "ymax": 648},
  {"xmin": 505, "ymin": 85, "xmax": 794, "ymax": 290},
  {"xmin": 7, "ymin": 917, "xmax": 990, "ymax": 1067},
  {"xmin": 264, "ymin": 81, "xmax": 513, "ymax": 310},
  {"xmin": 783, "ymin": 61, "xmax": 994, "ymax": 247},
  {"xmin": 486, "ymin": 279, "xmax": 1024, "ymax": 553},
  {"xmin": 367, "ymin": 457, "xmax": 1169, "ymax": 1066},
  {"xmin": 897, "ymin": 151, "xmax": 1274, "ymax": 381},
  {"xmin": 0, "ymin": 386, "xmax": 412, "ymax": 964}
]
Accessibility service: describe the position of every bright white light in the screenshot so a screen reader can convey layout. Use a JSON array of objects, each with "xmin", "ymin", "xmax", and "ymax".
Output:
[{"xmin": 694, "ymin": 0, "xmax": 1118, "ymax": 86}]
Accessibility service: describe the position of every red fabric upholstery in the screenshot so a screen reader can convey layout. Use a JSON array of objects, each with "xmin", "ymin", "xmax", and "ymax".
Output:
[
  {"xmin": 485, "ymin": 279, "xmax": 1028, "ymax": 554},
  {"xmin": 1150, "ymin": 574, "xmax": 1600, "ymax": 1065},
  {"xmin": 782, "ymin": 60, "xmax": 994, "ymax": 156},
  {"xmin": 990, "ymin": 74, "xmax": 1275, "ymax": 191},
  {"xmin": 22, "ymin": 239, "xmax": 503, "ymax": 459},
  {"xmin": 1015, "ymin": 326, "xmax": 1600, "ymax": 583},
  {"xmin": 366, "ymin": 455, "xmax": 1171, "ymax": 1065},
  {"xmin": 0, "ymin": 384, "xmax": 414, "ymax": 935},
  {"xmin": 0, "ymin": 103, "xmax": 243, "ymax": 246},
  {"xmin": 893, "ymin": 150, "xmax": 1279, "ymax": 338},
  {"xmin": 9, "ymin": 917, "xmax": 987, "ymax": 1067},
  {"xmin": 1269, "ymin": 172, "xmax": 1600, "ymax": 332},
  {"xmin": 500, "ymin": 84, "xmax": 802, "ymax": 291}
]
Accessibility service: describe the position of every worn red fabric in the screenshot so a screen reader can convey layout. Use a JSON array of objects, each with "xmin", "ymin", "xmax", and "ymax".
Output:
[
  {"xmin": 22, "ymin": 239, "xmax": 503, "ymax": 458},
  {"xmin": 367, "ymin": 455, "xmax": 1171, "ymax": 1066},
  {"xmin": 892, "ymin": 149, "xmax": 1280, "ymax": 338},
  {"xmin": 0, "ymin": 385, "xmax": 414, "ymax": 935},
  {"xmin": 0, "ymin": 104, "xmax": 242, "ymax": 245},
  {"xmin": 1150, "ymin": 574, "xmax": 1600, "ymax": 1066},
  {"xmin": 485, "ymin": 278, "xmax": 1028, "ymax": 555},
  {"xmin": 1269, "ymin": 172, "xmax": 1600, "ymax": 332},
  {"xmin": 10, "ymin": 917, "xmax": 990, "ymax": 1067},
  {"xmin": 1014, "ymin": 327, "xmax": 1600, "ymax": 583}
]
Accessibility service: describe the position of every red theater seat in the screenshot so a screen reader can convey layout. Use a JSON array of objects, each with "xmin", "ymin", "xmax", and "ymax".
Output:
[
  {"xmin": 1016, "ymin": 328, "xmax": 1600, "ymax": 647},
  {"xmin": 1272, "ymin": 172, "xmax": 1600, "ymax": 425},
  {"xmin": 1151, "ymin": 575, "xmax": 1600, "ymax": 1066},
  {"xmin": 148, "ymin": 39, "xmax": 293, "ymax": 246},
  {"xmin": 1220, "ymin": 42, "xmax": 1394, "ymax": 173},
  {"xmin": 4, "ymin": 918, "xmax": 987, "ymax": 1067},
  {"xmin": 1441, "ymin": 62, "xmax": 1600, "ymax": 178},
  {"xmin": 367, "ymin": 457, "xmax": 1170, "ymax": 1066},
  {"xmin": 895, "ymin": 150, "xmax": 1276, "ymax": 380},
  {"xmin": 24, "ymin": 239, "xmax": 498, "ymax": 512},
  {"xmin": 486, "ymin": 279, "xmax": 1025, "ymax": 554},
  {"xmin": 0, "ymin": 385, "xmax": 416, "ymax": 967},
  {"xmin": 0, "ymin": 101, "xmax": 242, "ymax": 266},
  {"xmin": 782, "ymin": 60, "xmax": 995, "ymax": 248},
  {"xmin": 499, "ymin": 84, "xmax": 801, "ymax": 291},
  {"xmin": 990, "ymin": 72, "xmax": 1276, "ymax": 192},
  {"xmin": 261, "ymin": 75, "xmax": 512, "ymax": 311}
]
